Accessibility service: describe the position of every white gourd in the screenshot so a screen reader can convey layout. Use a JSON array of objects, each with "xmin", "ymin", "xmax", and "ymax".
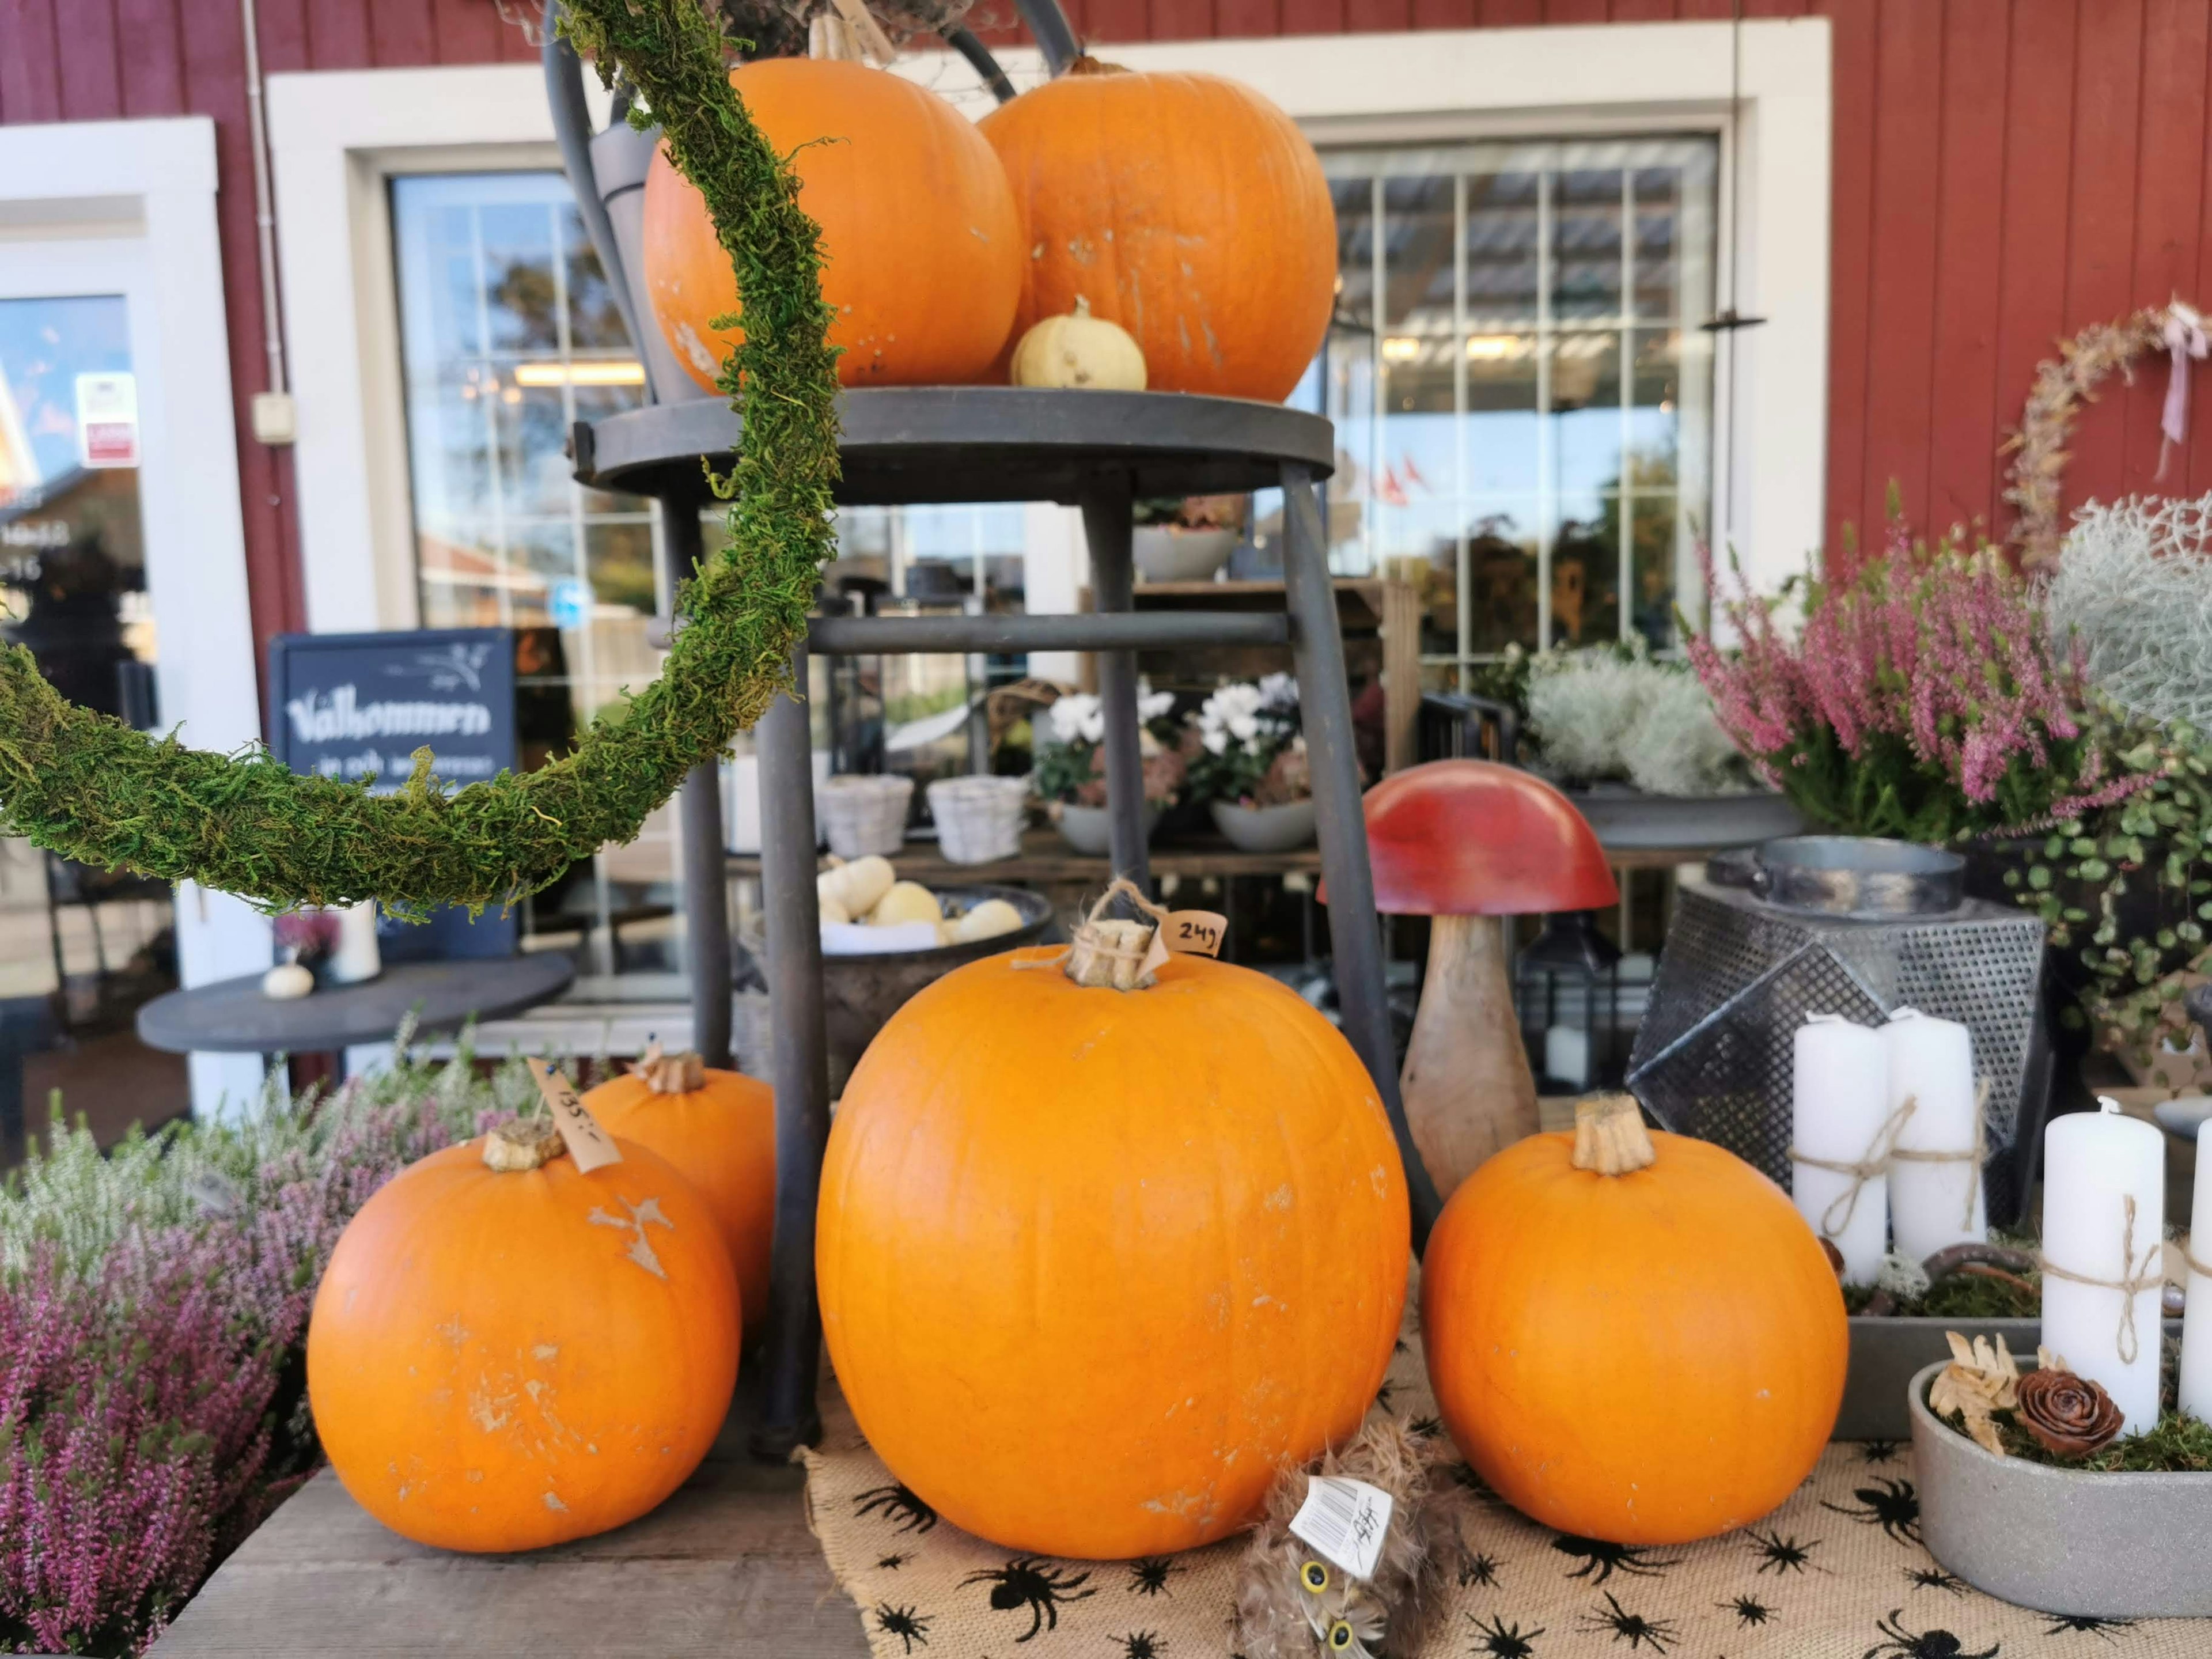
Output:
[
  {"xmin": 869, "ymin": 881, "xmax": 942, "ymax": 927},
  {"xmin": 262, "ymin": 962, "xmax": 315, "ymax": 1001},
  {"xmin": 819, "ymin": 855, "xmax": 895, "ymax": 918},
  {"xmin": 953, "ymin": 898, "xmax": 1024, "ymax": 942},
  {"xmin": 1010, "ymin": 296, "xmax": 1147, "ymax": 392}
]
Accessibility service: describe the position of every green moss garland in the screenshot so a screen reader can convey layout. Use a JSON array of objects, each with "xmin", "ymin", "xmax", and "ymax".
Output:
[{"xmin": 0, "ymin": 0, "xmax": 838, "ymax": 914}]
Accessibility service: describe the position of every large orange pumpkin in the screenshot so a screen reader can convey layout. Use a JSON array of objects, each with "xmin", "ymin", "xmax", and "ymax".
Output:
[
  {"xmin": 817, "ymin": 928, "xmax": 1410, "ymax": 1559},
  {"xmin": 1422, "ymin": 1097, "xmax": 1846, "ymax": 1546},
  {"xmin": 307, "ymin": 1121, "xmax": 740, "ymax": 1552},
  {"xmin": 584, "ymin": 1049, "xmax": 776, "ymax": 1338},
  {"xmin": 978, "ymin": 59, "xmax": 1336, "ymax": 402},
  {"xmin": 643, "ymin": 57, "xmax": 1022, "ymax": 389}
]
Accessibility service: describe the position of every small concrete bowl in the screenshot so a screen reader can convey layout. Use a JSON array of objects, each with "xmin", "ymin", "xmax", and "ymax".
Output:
[
  {"xmin": 2152, "ymin": 1094, "xmax": 2212, "ymax": 1146},
  {"xmin": 1911, "ymin": 1358, "xmax": 2212, "ymax": 1617}
]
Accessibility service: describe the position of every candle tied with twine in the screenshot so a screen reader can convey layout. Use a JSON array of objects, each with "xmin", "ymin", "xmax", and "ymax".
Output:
[
  {"xmin": 1790, "ymin": 1094, "xmax": 1917, "ymax": 1240},
  {"xmin": 1886, "ymin": 1074, "xmax": 1990, "ymax": 1230},
  {"xmin": 2039, "ymin": 1194, "xmax": 2164, "ymax": 1367}
]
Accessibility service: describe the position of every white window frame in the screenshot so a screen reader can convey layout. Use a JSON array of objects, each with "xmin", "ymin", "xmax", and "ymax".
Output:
[{"xmin": 0, "ymin": 116, "xmax": 268, "ymax": 1119}]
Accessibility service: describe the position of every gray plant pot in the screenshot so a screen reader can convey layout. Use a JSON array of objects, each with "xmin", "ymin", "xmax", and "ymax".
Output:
[
  {"xmin": 1055, "ymin": 802, "xmax": 1159, "ymax": 856},
  {"xmin": 1840, "ymin": 1316, "xmax": 2183, "ymax": 1440},
  {"xmin": 1559, "ymin": 781, "xmax": 1806, "ymax": 851},
  {"xmin": 1911, "ymin": 1357, "xmax": 2212, "ymax": 1617},
  {"xmin": 1209, "ymin": 797, "xmax": 1316, "ymax": 853}
]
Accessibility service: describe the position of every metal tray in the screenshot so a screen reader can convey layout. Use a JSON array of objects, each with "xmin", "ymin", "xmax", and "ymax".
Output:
[{"xmin": 1911, "ymin": 1358, "xmax": 2212, "ymax": 1617}]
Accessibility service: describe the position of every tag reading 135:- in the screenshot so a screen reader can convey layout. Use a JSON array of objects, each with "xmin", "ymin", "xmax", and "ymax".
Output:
[{"xmin": 1288, "ymin": 1475, "xmax": 1394, "ymax": 1582}]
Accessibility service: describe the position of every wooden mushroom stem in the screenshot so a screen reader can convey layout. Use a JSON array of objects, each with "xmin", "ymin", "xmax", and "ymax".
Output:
[{"xmin": 1399, "ymin": 912, "xmax": 1540, "ymax": 1199}]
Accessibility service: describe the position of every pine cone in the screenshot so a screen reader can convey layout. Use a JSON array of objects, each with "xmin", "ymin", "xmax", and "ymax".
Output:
[{"xmin": 2014, "ymin": 1367, "xmax": 2124, "ymax": 1459}]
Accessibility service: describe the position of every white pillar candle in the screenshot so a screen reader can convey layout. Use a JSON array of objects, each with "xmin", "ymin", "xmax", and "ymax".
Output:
[
  {"xmin": 2042, "ymin": 1099, "xmax": 2165, "ymax": 1435},
  {"xmin": 1884, "ymin": 1007, "xmax": 1986, "ymax": 1263},
  {"xmin": 1791, "ymin": 1014, "xmax": 1892, "ymax": 1284},
  {"xmin": 2177, "ymin": 1119, "xmax": 2212, "ymax": 1423},
  {"xmin": 327, "ymin": 901, "xmax": 382, "ymax": 986}
]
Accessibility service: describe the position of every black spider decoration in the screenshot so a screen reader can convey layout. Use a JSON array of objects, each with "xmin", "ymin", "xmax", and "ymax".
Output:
[
  {"xmin": 2040, "ymin": 1612, "xmax": 2135, "ymax": 1642},
  {"xmin": 1408, "ymin": 1413, "xmax": 1445, "ymax": 1439},
  {"xmin": 1465, "ymin": 1612, "xmax": 1545, "ymax": 1658},
  {"xmin": 1861, "ymin": 1610, "xmax": 1999, "ymax": 1658},
  {"xmin": 1120, "ymin": 1633, "xmax": 1165, "ymax": 1659},
  {"xmin": 873, "ymin": 1603, "xmax": 931, "ymax": 1653},
  {"xmin": 854, "ymin": 1483, "xmax": 938, "ymax": 1535},
  {"xmin": 1459, "ymin": 1550, "xmax": 1502, "ymax": 1589},
  {"xmin": 1747, "ymin": 1527, "xmax": 1821, "ymax": 1575},
  {"xmin": 1721, "ymin": 1594, "xmax": 1776, "ymax": 1627},
  {"xmin": 1374, "ymin": 1380, "xmax": 1397, "ymax": 1411},
  {"xmin": 960, "ymin": 1556, "xmax": 1097, "ymax": 1641},
  {"xmin": 1905, "ymin": 1566, "xmax": 1966, "ymax": 1596},
  {"xmin": 1861, "ymin": 1439, "xmax": 1903, "ymax": 1464},
  {"xmin": 878, "ymin": 1552, "xmax": 911, "ymax": 1570},
  {"xmin": 1578, "ymin": 1590, "xmax": 1679, "ymax": 1654},
  {"xmin": 1128, "ymin": 1556, "xmax": 1181, "ymax": 1597},
  {"xmin": 1551, "ymin": 1534, "xmax": 1675, "ymax": 1583},
  {"xmin": 1824, "ymin": 1478, "xmax": 1922, "ymax": 1546},
  {"xmin": 1450, "ymin": 1463, "xmax": 1502, "ymax": 1503}
]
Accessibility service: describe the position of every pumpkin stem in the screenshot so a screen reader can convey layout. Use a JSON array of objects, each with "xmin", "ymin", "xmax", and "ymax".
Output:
[
  {"xmin": 1073, "ymin": 294, "xmax": 1093, "ymax": 320},
  {"xmin": 1570, "ymin": 1095, "xmax": 1657, "ymax": 1177},
  {"xmin": 1065, "ymin": 54, "xmax": 1130, "ymax": 76},
  {"xmin": 1063, "ymin": 917, "xmax": 1156, "ymax": 990},
  {"xmin": 483, "ymin": 1119, "xmax": 567, "ymax": 1173},
  {"xmin": 638, "ymin": 1049, "xmax": 707, "ymax": 1094}
]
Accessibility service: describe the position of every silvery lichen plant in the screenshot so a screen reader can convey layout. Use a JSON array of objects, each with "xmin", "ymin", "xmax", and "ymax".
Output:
[
  {"xmin": 1525, "ymin": 645, "xmax": 1753, "ymax": 797},
  {"xmin": 2046, "ymin": 491, "xmax": 2212, "ymax": 729}
]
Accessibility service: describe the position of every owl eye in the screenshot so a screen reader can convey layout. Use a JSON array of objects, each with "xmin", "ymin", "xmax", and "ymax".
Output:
[
  {"xmin": 1327, "ymin": 1619, "xmax": 1355, "ymax": 1650},
  {"xmin": 1300, "ymin": 1561, "xmax": 1330, "ymax": 1594}
]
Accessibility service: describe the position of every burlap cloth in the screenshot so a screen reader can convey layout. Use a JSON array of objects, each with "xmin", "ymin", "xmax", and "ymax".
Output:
[{"xmin": 804, "ymin": 1301, "xmax": 2202, "ymax": 1657}]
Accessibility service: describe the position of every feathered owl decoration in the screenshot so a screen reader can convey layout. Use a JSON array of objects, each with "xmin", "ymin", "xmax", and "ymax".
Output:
[{"xmin": 1234, "ymin": 1414, "xmax": 1470, "ymax": 1658}]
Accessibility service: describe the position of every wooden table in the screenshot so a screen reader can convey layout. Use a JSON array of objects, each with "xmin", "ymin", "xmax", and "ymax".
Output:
[{"xmin": 151, "ymin": 1385, "xmax": 867, "ymax": 1658}]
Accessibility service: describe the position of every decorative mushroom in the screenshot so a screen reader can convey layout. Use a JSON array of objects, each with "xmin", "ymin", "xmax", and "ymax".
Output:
[{"xmin": 1363, "ymin": 759, "xmax": 1618, "ymax": 1198}]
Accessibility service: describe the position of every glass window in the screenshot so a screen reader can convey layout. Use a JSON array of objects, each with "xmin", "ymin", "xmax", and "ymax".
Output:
[{"xmin": 1309, "ymin": 137, "xmax": 1717, "ymax": 680}]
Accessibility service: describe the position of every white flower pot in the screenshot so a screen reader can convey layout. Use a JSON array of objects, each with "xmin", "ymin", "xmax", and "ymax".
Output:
[
  {"xmin": 1132, "ymin": 525, "xmax": 1237, "ymax": 584},
  {"xmin": 1209, "ymin": 798, "xmax": 1316, "ymax": 853}
]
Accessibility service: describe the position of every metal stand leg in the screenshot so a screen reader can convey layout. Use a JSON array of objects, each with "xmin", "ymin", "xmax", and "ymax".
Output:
[
  {"xmin": 660, "ymin": 502, "xmax": 734, "ymax": 1069},
  {"xmin": 753, "ymin": 645, "xmax": 830, "ymax": 1456},
  {"xmin": 1281, "ymin": 463, "xmax": 1443, "ymax": 1249},
  {"xmin": 1081, "ymin": 479, "xmax": 1150, "ymax": 890}
]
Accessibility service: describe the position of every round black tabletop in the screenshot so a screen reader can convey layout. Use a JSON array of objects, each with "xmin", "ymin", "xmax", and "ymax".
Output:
[
  {"xmin": 135, "ymin": 954, "xmax": 577, "ymax": 1055},
  {"xmin": 574, "ymin": 385, "xmax": 1336, "ymax": 506}
]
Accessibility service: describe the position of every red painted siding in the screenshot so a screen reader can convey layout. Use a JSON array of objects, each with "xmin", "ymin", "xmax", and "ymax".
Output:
[{"xmin": 5, "ymin": 0, "xmax": 2212, "ymax": 688}]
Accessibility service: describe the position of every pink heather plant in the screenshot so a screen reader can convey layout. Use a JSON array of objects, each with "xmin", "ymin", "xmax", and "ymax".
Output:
[{"xmin": 1689, "ymin": 514, "xmax": 2147, "ymax": 842}]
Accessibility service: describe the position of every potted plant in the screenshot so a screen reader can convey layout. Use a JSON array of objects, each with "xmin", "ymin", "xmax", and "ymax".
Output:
[
  {"xmin": 1192, "ymin": 673, "xmax": 1315, "ymax": 852},
  {"xmin": 1131, "ymin": 494, "xmax": 1246, "ymax": 584},
  {"xmin": 1033, "ymin": 689, "xmax": 1187, "ymax": 855}
]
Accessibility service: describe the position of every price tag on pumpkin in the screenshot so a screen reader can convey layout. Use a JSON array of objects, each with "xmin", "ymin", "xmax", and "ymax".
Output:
[
  {"xmin": 1136, "ymin": 908, "xmax": 1229, "ymax": 979},
  {"xmin": 1289, "ymin": 1475, "xmax": 1393, "ymax": 1582},
  {"xmin": 525, "ymin": 1057, "xmax": 623, "ymax": 1173}
]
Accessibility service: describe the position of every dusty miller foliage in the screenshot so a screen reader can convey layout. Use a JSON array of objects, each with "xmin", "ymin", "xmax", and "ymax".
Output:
[
  {"xmin": 2047, "ymin": 491, "xmax": 2212, "ymax": 730},
  {"xmin": 1525, "ymin": 644, "xmax": 1752, "ymax": 797},
  {"xmin": 0, "ymin": 0, "xmax": 839, "ymax": 916}
]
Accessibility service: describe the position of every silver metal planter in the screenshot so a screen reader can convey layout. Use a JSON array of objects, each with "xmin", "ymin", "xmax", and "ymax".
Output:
[{"xmin": 1911, "ymin": 1358, "xmax": 2212, "ymax": 1618}]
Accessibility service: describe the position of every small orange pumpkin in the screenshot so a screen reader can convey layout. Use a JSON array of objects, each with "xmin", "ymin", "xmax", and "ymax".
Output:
[
  {"xmin": 307, "ymin": 1120, "xmax": 740, "ymax": 1552},
  {"xmin": 817, "ymin": 914, "xmax": 1410, "ymax": 1559},
  {"xmin": 1422, "ymin": 1096, "xmax": 1847, "ymax": 1546},
  {"xmin": 643, "ymin": 57, "xmax": 1022, "ymax": 389},
  {"xmin": 978, "ymin": 59, "xmax": 1336, "ymax": 402},
  {"xmin": 584, "ymin": 1048, "xmax": 776, "ymax": 1337}
]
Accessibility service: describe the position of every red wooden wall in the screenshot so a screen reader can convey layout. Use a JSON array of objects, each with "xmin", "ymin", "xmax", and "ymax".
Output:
[{"xmin": 3, "ymin": 0, "xmax": 2211, "ymax": 681}]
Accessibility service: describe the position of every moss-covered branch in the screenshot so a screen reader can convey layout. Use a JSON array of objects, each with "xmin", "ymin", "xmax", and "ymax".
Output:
[{"xmin": 0, "ymin": 0, "xmax": 837, "ymax": 914}]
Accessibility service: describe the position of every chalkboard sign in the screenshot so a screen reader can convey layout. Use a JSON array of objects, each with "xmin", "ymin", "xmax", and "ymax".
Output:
[{"xmin": 267, "ymin": 628, "xmax": 518, "ymax": 960}]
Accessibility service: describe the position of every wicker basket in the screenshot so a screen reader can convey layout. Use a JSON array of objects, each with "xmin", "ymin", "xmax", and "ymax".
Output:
[
  {"xmin": 926, "ymin": 775, "xmax": 1029, "ymax": 864},
  {"xmin": 820, "ymin": 774, "xmax": 913, "ymax": 858}
]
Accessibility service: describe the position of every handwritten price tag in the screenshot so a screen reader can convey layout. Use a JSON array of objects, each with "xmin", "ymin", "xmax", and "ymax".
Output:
[
  {"xmin": 1164, "ymin": 910, "xmax": 1226, "ymax": 958},
  {"xmin": 525, "ymin": 1058, "xmax": 623, "ymax": 1172}
]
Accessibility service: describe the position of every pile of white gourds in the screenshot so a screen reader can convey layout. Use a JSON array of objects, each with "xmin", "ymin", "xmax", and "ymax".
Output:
[{"xmin": 816, "ymin": 855, "xmax": 1025, "ymax": 950}]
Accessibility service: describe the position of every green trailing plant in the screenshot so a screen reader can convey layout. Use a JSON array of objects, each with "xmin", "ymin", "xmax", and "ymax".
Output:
[{"xmin": 0, "ymin": 0, "xmax": 838, "ymax": 916}]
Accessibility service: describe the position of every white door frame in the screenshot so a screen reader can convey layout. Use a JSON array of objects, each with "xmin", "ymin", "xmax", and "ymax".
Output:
[{"xmin": 0, "ymin": 116, "xmax": 268, "ymax": 1119}]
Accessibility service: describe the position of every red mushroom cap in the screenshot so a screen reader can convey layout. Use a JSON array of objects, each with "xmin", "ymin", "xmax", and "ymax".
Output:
[{"xmin": 1357, "ymin": 759, "xmax": 1619, "ymax": 916}]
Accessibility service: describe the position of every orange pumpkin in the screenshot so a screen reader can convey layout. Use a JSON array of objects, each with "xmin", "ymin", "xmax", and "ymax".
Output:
[
  {"xmin": 1422, "ymin": 1097, "xmax": 1847, "ymax": 1546},
  {"xmin": 584, "ymin": 1049, "xmax": 776, "ymax": 1338},
  {"xmin": 643, "ymin": 57, "xmax": 1022, "ymax": 389},
  {"xmin": 307, "ymin": 1120, "xmax": 740, "ymax": 1552},
  {"xmin": 978, "ymin": 59, "xmax": 1336, "ymax": 402},
  {"xmin": 817, "ymin": 922, "xmax": 1409, "ymax": 1559}
]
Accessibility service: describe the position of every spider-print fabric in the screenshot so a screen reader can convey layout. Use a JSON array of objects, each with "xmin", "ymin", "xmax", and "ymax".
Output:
[{"xmin": 804, "ymin": 1289, "xmax": 2209, "ymax": 1656}]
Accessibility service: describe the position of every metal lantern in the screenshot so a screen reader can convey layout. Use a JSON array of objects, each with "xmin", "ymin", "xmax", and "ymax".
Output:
[{"xmin": 1517, "ymin": 910, "xmax": 1624, "ymax": 1093}]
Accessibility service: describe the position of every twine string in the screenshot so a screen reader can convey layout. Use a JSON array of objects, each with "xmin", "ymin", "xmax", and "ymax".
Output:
[
  {"xmin": 1886, "ymin": 1075, "xmax": 1991, "ymax": 1229},
  {"xmin": 2038, "ymin": 1194, "xmax": 2164, "ymax": 1367},
  {"xmin": 1790, "ymin": 1094, "xmax": 1918, "ymax": 1238},
  {"xmin": 1009, "ymin": 878, "xmax": 1166, "ymax": 978}
]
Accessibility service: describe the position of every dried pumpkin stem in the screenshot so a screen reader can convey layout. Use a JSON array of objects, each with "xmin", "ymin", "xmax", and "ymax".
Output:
[
  {"xmin": 483, "ymin": 1120, "xmax": 568, "ymax": 1173},
  {"xmin": 1064, "ymin": 918, "xmax": 1156, "ymax": 991},
  {"xmin": 1570, "ymin": 1095, "xmax": 1657, "ymax": 1176},
  {"xmin": 642, "ymin": 1051, "xmax": 708, "ymax": 1093}
]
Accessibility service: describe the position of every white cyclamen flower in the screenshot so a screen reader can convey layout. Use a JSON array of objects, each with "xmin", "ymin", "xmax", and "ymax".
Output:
[{"xmin": 1048, "ymin": 694, "xmax": 1100, "ymax": 745}]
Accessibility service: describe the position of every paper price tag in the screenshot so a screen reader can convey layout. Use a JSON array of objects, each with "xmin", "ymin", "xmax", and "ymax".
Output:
[
  {"xmin": 525, "ymin": 1058, "xmax": 624, "ymax": 1173},
  {"xmin": 1164, "ymin": 910, "xmax": 1226, "ymax": 958},
  {"xmin": 828, "ymin": 0, "xmax": 898, "ymax": 63},
  {"xmin": 1287, "ymin": 1475, "xmax": 1393, "ymax": 1583}
]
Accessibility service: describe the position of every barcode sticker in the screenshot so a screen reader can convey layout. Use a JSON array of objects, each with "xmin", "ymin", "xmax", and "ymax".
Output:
[
  {"xmin": 1287, "ymin": 1475, "xmax": 1393, "ymax": 1582},
  {"xmin": 525, "ymin": 1058, "xmax": 624, "ymax": 1173}
]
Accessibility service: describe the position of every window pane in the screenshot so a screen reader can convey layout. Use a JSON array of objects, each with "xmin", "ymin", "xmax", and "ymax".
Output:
[{"xmin": 1551, "ymin": 166, "xmax": 1624, "ymax": 326}]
